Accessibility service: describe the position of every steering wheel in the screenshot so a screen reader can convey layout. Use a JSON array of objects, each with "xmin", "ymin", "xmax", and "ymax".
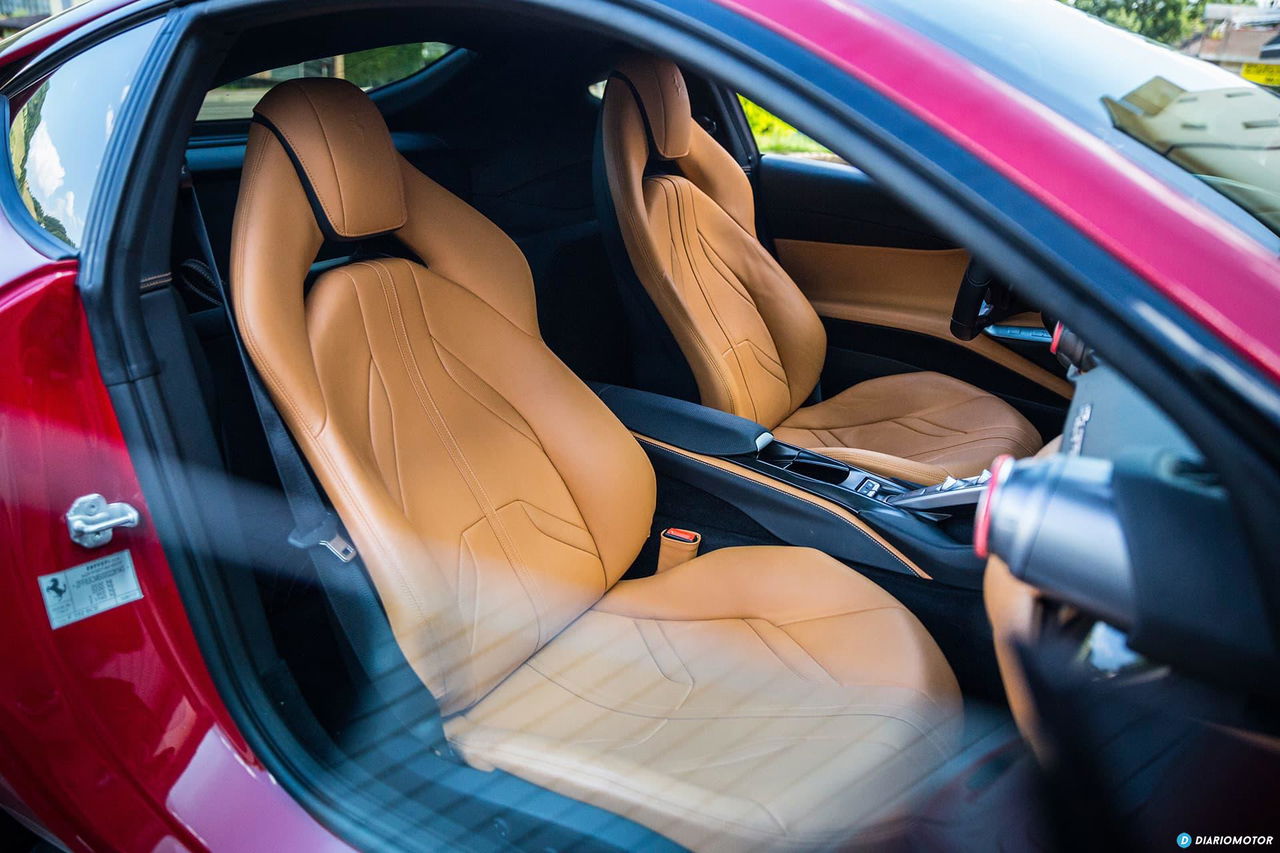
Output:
[{"xmin": 950, "ymin": 259, "xmax": 1012, "ymax": 341}]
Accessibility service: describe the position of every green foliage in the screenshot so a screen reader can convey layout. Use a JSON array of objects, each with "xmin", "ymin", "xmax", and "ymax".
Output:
[
  {"xmin": 342, "ymin": 42, "xmax": 452, "ymax": 90},
  {"xmin": 1061, "ymin": 0, "xmax": 1248, "ymax": 45},
  {"xmin": 737, "ymin": 95, "xmax": 831, "ymax": 155},
  {"xmin": 8, "ymin": 86, "xmax": 70, "ymax": 244}
]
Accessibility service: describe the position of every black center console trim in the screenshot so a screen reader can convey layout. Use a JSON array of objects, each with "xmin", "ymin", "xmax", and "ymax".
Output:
[
  {"xmin": 593, "ymin": 382, "xmax": 770, "ymax": 456},
  {"xmin": 596, "ymin": 383, "xmax": 987, "ymax": 587},
  {"xmin": 637, "ymin": 438, "xmax": 926, "ymax": 577},
  {"xmin": 734, "ymin": 445, "xmax": 985, "ymax": 585}
]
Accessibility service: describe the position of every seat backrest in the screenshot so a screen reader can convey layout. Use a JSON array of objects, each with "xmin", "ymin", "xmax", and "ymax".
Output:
[
  {"xmin": 600, "ymin": 54, "xmax": 827, "ymax": 430},
  {"xmin": 231, "ymin": 78, "xmax": 656, "ymax": 715}
]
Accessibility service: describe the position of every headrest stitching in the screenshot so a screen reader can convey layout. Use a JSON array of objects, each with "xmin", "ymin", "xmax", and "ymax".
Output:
[{"xmin": 298, "ymin": 84, "xmax": 349, "ymax": 233}]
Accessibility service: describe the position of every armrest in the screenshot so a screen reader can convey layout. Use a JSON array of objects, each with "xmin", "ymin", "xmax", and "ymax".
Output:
[{"xmin": 592, "ymin": 383, "xmax": 771, "ymax": 457}]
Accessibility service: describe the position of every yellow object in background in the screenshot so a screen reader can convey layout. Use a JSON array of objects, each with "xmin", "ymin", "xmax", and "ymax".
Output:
[{"xmin": 1241, "ymin": 63, "xmax": 1280, "ymax": 87}]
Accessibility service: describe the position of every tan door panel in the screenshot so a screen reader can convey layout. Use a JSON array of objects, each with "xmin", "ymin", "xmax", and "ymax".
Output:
[{"xmin": 774, "ymin": 239, "xmax": 1073, "ymax": 398}]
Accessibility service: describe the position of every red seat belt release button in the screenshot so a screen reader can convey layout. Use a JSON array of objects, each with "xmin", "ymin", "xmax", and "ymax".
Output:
[{"xmin": 657, "ymin": 527, "xmax": 702, "ymax": 573}]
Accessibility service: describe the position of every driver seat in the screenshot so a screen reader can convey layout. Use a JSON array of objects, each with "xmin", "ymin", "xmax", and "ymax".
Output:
[
  {"xmin": 231, "ymin": 77, "xmax": 962, "ymax": 851},
  {"xmin": 599, "ymin": 54, "xmax": 1042, "ymax": 478}
]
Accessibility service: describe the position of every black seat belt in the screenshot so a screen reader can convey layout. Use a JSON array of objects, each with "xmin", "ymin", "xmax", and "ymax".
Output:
[{"xmin": 176, "ymin": 165, "xmax": 453, "ymax": 753}]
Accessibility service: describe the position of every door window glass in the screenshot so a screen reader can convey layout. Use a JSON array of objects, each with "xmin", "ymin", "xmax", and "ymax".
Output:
[
  {"xmin": 738, "ymin": 95, "xmax": 846, "ymax": 163},
  {"xmin": 197, "ymin": 43, "xmax": 454, "ymax": 122},
  {"xmin": 7, "ymin": 19, "xmax": 162, "ymax": 249}
]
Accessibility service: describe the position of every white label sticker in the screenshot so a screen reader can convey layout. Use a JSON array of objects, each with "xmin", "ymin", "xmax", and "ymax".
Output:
[{"xmin": 39, "ymin": 550, "xmax": 143, "ymax": 630}]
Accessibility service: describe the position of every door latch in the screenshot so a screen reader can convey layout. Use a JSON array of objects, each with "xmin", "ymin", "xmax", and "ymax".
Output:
[{"xmin": 66, "ymin": 494, "xmax": 140, "ymax": 548}]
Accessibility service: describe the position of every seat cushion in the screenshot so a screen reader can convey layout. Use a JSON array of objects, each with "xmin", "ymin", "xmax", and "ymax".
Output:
[
  {"xmin": 448, "ymin": 546, "xmax": 962, "ymax": 852},
  {"xmin": 773, "ymin": 372, "xmax": 1042, "ymax": 478}
]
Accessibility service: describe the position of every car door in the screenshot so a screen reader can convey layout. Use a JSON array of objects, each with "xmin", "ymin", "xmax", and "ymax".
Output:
[{"xmin": 732, "ymin": 95, "xmax": 1071, "ymax": 434}]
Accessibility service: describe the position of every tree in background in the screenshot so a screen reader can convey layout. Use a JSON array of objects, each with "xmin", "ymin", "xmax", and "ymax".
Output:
[
  {"xmin": 343, "ymin": 42, "xmax": 452, "ymax": 90},
  {"xmin": 1060, "ymin": 0, "xmax": 1249, "ymax": 45}
]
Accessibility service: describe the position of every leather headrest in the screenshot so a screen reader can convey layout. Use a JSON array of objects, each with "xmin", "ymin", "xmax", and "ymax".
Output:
[
  {"xmin": 612, "ymin": 54, "xmax": 692, "ymax": 160},
  {"xmin": 252, "ymin": 77, "xmax": 407, "ymax": 241}
]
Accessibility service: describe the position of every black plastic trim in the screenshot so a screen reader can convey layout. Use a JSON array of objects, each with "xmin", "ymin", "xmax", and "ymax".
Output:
[
  {"xmin": 638, "ymin": 437, "xmax": 927, "ymax": 577},
  {"xmin": 594, "ymin": 382, "xmax": 768, "ymax": 456}
]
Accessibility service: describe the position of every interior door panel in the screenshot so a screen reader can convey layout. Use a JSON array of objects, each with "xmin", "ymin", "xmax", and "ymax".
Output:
[
  {"xmin": 773, "ymin": 238, "xmax": 1073, "ymax": 399},
  {"xmin": 754, "ymin": 154, "xmax": 1072, "ymax": 413}
]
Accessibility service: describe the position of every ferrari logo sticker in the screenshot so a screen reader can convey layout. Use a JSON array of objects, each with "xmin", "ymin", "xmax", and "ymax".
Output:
[{"xmin": 39, "ymin": 551, "xmax": 143, "ymax": 630}]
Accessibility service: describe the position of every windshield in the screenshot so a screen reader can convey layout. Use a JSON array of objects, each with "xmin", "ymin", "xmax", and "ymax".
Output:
[{"xmin": 859, "ymin": 0, "xmax": 1280, "ymax": 245}]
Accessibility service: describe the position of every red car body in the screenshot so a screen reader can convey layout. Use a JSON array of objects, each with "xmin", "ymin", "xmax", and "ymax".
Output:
[{"xmin": 0, "ymin": 0, "xmax": 1276, "ymax": 850}]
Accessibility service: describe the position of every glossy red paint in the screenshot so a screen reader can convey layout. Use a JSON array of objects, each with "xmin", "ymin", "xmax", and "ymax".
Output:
[
  {"xmin": 718, "ymin": 0, "xmax": 1280, "ymax": 386},
  {"xmin": 0, "ymin": 263, "xmax": 348, "ymax": 852}
]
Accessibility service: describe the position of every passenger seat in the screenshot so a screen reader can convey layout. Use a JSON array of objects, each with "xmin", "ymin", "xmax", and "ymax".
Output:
[
  {"xmin": 597, "ymin": 54, "xmax": 1042, "ymax": 479},
  {"xmin": 231, "ymin": 77, "xmax": 962, "ymax": 851}
]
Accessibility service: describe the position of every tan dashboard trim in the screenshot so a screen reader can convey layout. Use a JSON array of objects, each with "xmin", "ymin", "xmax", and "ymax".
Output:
[
  {"xmin": 774, "ymin": 240, "xmax": 1074, "ymax": 399},
  {"xmin": 634, "ymin": 433, "xmax": 929, "ymax": 579}
]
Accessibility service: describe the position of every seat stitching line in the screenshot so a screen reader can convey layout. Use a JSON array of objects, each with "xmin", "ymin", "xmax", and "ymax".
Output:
[
  {"xmin": 645, "ymin": 176, "xmax": 741, "ymax": 413},
  {"xmin": 297, "ymin": 85, "xmax": 348, "ymax": 232},
  {"xmin": 349, "ymin": 276, "xmax": 407, "ymax": 511},
  {"xmin": 663, "ymin": 176, "xmax": 758, "ymax": 420},
  {"xmin": 518, "ymin": 657, "xmax": 945, "ymax": 727},
  {"xmin": 408, "ymin": 264, "xmax": 606, "ymax": 590},
  {"xmin": 618, "ymin": 166, "xmax": 736, "ymax": 408},
  {"xmin": 744, "ymin": 618, "xmax": 837, "ymax": 685},
  {"xmin": 515, "ymin": 502, "xmax": 599, "ymax": 559},
  {"xmin": 262, "ymin": 261, "xmax": 447, "ymax": 697},
  {"xmin": 667, "ymin": 177, "xmax": 767, "ymax": 421},
  {"xmin": 366, "ymin": 258, "xmax": 547, "ymax": 643},
  {"xmin": 428, "ymin": 335, "xmax": 544, "ymax": 450}
]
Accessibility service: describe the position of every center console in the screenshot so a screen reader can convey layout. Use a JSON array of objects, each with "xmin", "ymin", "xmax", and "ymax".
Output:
[{"xmin": 594, "ymin": 384, "xmax": 987, "ymax": 587}]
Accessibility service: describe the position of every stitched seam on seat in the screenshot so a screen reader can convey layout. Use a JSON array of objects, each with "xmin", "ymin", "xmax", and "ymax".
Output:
[
  {"xmin": 351, "ymin": 276, "xmax": 408, "ymax": 512},
  {"xmin": 776, "ymin": 604, "xmax": 904, "ymax": 628},
  {"xmin": 744, "ymin": 619, "xmax": 837, "ymax": 685},
  {"xmin": 901, "ymin": 436, "xmax": 1036, "ymax": 462},
  {"xmin": 696, "ymin": 230, "xmax": 756, "ymax": 305},
  {"xmin": 635, "ymin": 619, "xmax": 694, "ymax": 688},
  {"xmin": 614, "ymin": 160, "xmax": 735, "ymax": 408},
  {"xmin": 296, "ymin": 85, "xmax": 348, "ymax": 233},
  {"xmin": 514, "ymin": 501, "xmax": 600, "ymax": 559},
  {"xmin": 367, "ymin": 258, "xmax": 547, "ymax": 645},
  {"xmin": 680, "ymin": 180, "xmax": 784, "ymax": 421},
  {"xmin": 737, "ymin": 339, "xmax": 789, "ymax": 385},
  {"xmin": 640, "ymin": 175, "xmax": 739, "ymax": 412},
  {"xmin": 635, "ymin": 438, "xmax": 923, "ymax": 577},
  {"xmin": 661, "ymin": 176, "xmax": 757, "ymax": 419},
  {"xmin": 398, "ymin": 260, "xmax": 550, "ymax": 614},
  {"xmin": 518, "ymin": 656, "xmax": 943, "ymax": 725},
  {"xmin": 429, "ymin": 335, "xmax": 543, "ymax": 450},
  {"xmin": 407, "ymin": 261, "xmax": 611, "ymax": 592},
  {"xmin": 254, "ymin": 260, "xmax": 448, "ymax": 698}
]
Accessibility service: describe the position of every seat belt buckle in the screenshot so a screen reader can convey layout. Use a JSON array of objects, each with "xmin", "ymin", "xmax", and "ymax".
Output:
[
  {"xmin": 289, "ymin": 514, "xmax": 358, "ymax": 563},
  {"xmin": 657, "ymin": 527, "xmax": 701, "ymax": 573}
]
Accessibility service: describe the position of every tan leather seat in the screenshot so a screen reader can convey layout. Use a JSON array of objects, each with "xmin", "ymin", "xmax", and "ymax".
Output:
[
  {"xmin": 231, "ymin": 77, "xmax": 962, "ymax": 851},
  {"xmin": 600, "ymin": 54, "xmax": 1042, "ymax": 478}
]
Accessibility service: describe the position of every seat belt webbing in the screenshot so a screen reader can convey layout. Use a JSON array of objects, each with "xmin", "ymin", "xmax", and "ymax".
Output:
[{"xmin": 175, "ymin": 165, "xmax": 453, "ymax": 754}]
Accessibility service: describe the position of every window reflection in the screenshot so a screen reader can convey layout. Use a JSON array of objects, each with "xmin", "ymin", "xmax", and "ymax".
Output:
[{"xmin": 7, "ymin": 19, "xmax": 160, "ymax": 249}]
